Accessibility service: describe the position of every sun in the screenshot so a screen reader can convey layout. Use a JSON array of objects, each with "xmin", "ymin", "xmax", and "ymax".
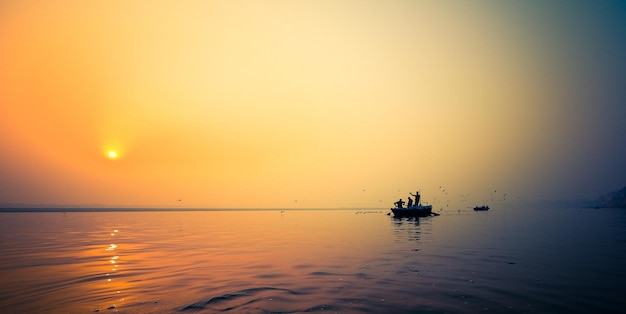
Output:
[{"xmin": 107, "ymin": 151, "xmax": 118, "ymax": 159}]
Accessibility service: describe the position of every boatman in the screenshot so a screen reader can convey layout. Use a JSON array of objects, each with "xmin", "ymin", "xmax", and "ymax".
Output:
[
  {"xmin": 394, "ymin": 198, "xmax": 405, "ymax": 209},
  {"xmin": 410, "ymin": 191, "xmax": 421, "ymax": 205},
  {"xmin": 407, "ymin": 197, "xmax": 413, "ymax": 208}
]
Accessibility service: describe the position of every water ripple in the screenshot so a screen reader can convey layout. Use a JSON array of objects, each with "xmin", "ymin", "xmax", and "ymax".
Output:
[{"xmin": 180, "ymin": 287, "xmax": 302, "ymax": 312}]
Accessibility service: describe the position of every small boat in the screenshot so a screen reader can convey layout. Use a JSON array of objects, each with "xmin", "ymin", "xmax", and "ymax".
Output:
[
  {"xmin": 391, "ymin": 204, "xmax": 434, "ymax": 218},
  {"xmin": 473, "ymin": 205, "xmax": 489, "ymax": 211},
  {"xmin": 390, "ymin": 190, "xmax": 436, "ymax": 218}
]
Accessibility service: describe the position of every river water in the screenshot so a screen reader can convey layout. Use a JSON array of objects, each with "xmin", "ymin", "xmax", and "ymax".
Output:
[{"xmin": 1, "ymin": 206, "xmax": 625, "ymax": 313}]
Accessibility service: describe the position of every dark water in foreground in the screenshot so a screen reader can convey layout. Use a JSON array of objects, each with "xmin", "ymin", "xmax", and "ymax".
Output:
[{"xmin": 1, "ymin": 206, "xmax": 625, "ymax": 313}]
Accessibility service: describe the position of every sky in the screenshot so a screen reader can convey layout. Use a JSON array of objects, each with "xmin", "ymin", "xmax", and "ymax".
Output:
[{"xmin": 1, "ymin": 1, "xmax": 625, "ymax": 208}]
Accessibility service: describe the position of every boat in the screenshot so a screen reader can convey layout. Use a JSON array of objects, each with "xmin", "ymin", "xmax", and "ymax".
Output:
[
  {"xmin": 390, "ymin": 190, "xmax": 435, "ymax": 218},
  {"xmin": 391, "ymin": 204, "xmax": 434, "ymax": 218},
  {"xmin": 473, "ymin": 205, "xmax": 489, "ymax": 211}
]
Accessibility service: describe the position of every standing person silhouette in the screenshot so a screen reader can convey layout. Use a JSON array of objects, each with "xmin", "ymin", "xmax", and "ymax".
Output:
[
  {"xmin": 410, "ymin": 191, "xmax": 421, "ymax": 206},
  {"xmin": 407, "ymin": 197, "xmax": 413, "ymax": 208}
]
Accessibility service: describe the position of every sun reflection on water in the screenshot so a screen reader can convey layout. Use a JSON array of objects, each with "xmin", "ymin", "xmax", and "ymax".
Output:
[{"xmin": 99, "ymin": 228, "xmax": 125, "ymax": 311}]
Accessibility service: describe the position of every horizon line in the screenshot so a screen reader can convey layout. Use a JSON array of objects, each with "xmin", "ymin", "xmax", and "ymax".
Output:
[{"xmin": 0, "ymin": 206, "xmax": 388, "ymax": 213}]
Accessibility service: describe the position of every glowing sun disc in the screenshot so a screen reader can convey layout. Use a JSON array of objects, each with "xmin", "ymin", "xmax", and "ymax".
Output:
[{"xmin": 107, "ymin": 151, "xmax": 118, "ymax": 159}]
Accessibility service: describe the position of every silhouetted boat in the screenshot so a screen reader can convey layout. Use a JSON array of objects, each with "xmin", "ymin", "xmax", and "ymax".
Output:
[
  {"xmin": 390, "ymin": 190, "xmax": 436, "ymax": 218},
  {"xmin": 391, "ymin": 204, "xmax": 434, "ymax": 218},
  {"xmin": 474, "ymin": 205, "xmax": 489, "ymax": 211}
]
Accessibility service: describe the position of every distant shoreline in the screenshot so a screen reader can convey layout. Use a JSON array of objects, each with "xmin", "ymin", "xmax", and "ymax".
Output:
[{"xmin": 0, "ymin": 207, "xmax": 385, "ymax": 213}]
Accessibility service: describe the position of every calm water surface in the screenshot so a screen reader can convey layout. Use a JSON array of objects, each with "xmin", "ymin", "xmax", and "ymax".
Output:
[{"xmin": 1, "ymin": 207, "xmax": 625, "ymax": 313}]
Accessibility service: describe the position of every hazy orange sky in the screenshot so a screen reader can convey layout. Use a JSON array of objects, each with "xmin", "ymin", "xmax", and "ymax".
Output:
[{"xmin": 1, "ymin": 1, "xmax": 625, "ymax": 208}]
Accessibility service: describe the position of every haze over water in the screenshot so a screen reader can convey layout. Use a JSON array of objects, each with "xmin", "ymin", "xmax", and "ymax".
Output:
[
  {"xmin": 1, "ymin": 2, "xmax": 625, "ymax": 312},
  {"xmin": 1, "ymin": 206, "xmax": 625, "ymax": 313},
  {"xmin": 1, "ymin": 1, "xmax": 625, "ymax": 208}
]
